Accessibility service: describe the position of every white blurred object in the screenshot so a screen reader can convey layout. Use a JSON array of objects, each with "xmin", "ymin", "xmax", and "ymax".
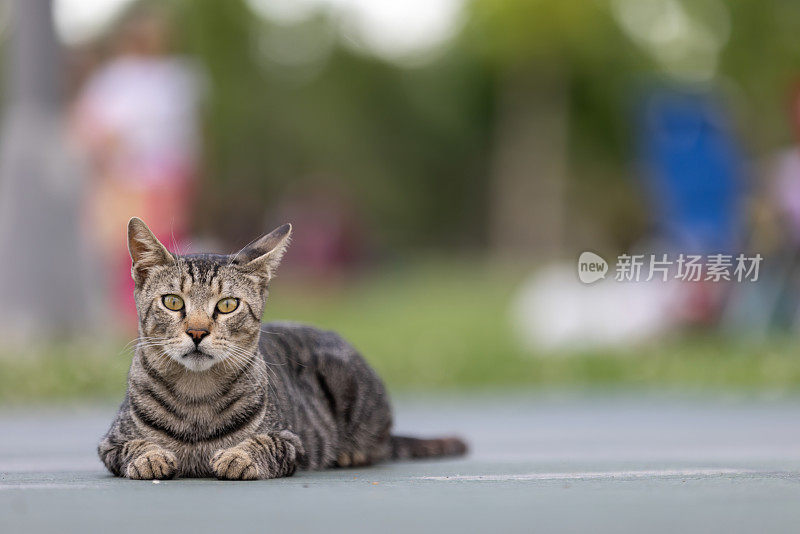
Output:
[
  {"xmin": 248, "ymin": 0, "xmax": 464, "ymax": 62},
  {"xmin": 54, "ymin": 0, "xmax": 136, "ymax": 44},
  {"xmin": 512, "ymin": 265, "xmax": 686, "ymax": 352}
]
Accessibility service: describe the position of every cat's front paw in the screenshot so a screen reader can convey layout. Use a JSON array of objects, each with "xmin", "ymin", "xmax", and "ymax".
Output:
[
  {"xmin": 211, "ymin": 447, "xmax": 259, "ymax": 480},
  {"xmin": 126, "ymin": 448, "xmax": 177, "ymax": 480}
]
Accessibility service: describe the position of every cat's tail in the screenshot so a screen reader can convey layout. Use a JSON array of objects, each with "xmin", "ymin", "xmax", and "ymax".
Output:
[{"xmin": 389, "ymin": 434, "xmax": 468, "ymax": 461}]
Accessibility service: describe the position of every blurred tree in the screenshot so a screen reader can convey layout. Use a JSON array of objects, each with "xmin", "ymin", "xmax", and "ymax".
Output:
[
  {"xmin": 466, "ymin": 0, "xmax": 641, "ymax": 259},
  {"xmin": 718, "ymin": 0, "xmax": 800, "ymax": 150},
  {"xmin": 171, "ymin": 0, "xmax": 494, "ymax": 253},
  {"xmin": 0, "ymin": 0, "xmax": 98, "ymax": 341}
]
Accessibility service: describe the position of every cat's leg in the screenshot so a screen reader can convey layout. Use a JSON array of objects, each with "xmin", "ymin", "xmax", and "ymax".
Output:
[
  {"xmin": 335, "ymin": 450, "xmax": 374, "ymax": 467},
  {"xmin": 210, "ymin": 430, "xmax": 303, "ymax": 480},
  {"xmin": 100, "ymin": 438, "xmax": 178, "ymax": 480},
  {"xmin": 315, "ymin": 351, "xmax": 393, "ymax": 468}
]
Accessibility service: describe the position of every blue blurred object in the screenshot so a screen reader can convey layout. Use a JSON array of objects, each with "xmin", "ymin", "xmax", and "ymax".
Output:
[{"xmin": 637, "ymin": 89, "xmax": 745, "ymax": 254}]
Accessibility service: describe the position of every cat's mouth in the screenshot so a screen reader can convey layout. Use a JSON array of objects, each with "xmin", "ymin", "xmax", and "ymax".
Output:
[{"xmin": 183, "ymin": 350, "xmax": 213, "ymax": 360}]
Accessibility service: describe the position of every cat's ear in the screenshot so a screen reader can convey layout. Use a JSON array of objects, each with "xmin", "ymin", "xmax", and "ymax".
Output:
[
  {"xmin": 238, "ymin": 223, "xmax": 292, "ymax": 278},
  {"xmin": 127, "ymin": 217, "xmax": 174, "ymax": 286}
]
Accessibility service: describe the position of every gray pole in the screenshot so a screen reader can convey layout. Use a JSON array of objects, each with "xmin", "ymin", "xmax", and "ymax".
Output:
[{"xmin": 0, "ymin": 0, "xmax": 99, "ymax": 342}]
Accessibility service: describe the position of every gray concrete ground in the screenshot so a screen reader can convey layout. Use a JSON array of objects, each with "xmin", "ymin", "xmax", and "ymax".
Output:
[{"xmin": 2, "ymin": 392, "xmax": 800, "ymax": 533}]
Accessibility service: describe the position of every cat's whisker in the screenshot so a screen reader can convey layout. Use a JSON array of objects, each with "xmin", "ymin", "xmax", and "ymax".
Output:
[
  {"xmin": 223, "ymin": 346, "xmax": 282, "ymax": 402},
  {"xmin": 259, "ymin": 328, "xmax": 285, "ymax": 336},
  {"xmin": 223, "ymin": 345, "xmax": 274, "ymax": 395},
  {"xmin": 222, "ymin": 351, "xmax": 269, "ymax": 398},
  {"xmin": 232, "ymin": 339, "xmax": 286, "ymax": 368},
  {"xmin": 121, "ymin": 336, "xmax": 166, "ymax": 351},
  {"xmin": 121, "ymin": 341, "xmax": 167, "ymax": 356}
]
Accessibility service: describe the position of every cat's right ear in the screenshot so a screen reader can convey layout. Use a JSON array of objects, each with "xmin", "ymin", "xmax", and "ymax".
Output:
[
  {"xmin": 238, "ymin": 223, "xmax": 292, "ymax": 280},
  {"xmin": 127, "ymin": 217, "xmax": 174, "ymax": 286}
]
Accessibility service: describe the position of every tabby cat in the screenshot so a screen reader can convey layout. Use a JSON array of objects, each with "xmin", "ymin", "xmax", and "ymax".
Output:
[{"xmin": 99, "ymin": 218, "xmax": 466, "ymax": 480}]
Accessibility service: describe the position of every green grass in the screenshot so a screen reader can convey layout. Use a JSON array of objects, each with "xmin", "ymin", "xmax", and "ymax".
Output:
[
  {"xmin": 2, "ymin": 258, "xmax": 800, "ymax": 403},
  {"xmin": 0, "ymin": 341, "xmax": 131, "ymax": 403}
]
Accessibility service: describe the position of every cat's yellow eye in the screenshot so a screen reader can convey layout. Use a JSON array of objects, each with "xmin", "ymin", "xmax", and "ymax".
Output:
[
  {"xmin": 216, "ymin": 297, "xmax": 239, "ymax": 314},
  {"xmin": 162, "ymin": 294, "xmax": 184, "ymax": 311}
]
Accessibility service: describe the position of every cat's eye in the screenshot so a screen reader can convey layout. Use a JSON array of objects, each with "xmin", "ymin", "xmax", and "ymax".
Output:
[
  {"xmin": 162, "ymin": 294, "xmax": 184, "ymax": 311},
  {"xmin": 216, "ymin": 297, "xmax": 239, "ymax": 314}
]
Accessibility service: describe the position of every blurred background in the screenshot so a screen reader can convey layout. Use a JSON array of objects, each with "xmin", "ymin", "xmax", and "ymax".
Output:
[{"xmin": 2, "ymin": 0, "xmax": 800, "ymax": 403}]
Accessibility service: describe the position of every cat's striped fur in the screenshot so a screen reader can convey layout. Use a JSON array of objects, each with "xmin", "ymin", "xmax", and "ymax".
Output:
[{"xmin": 99, "ymin": 218, "xmax": 466, "ymax": 480}]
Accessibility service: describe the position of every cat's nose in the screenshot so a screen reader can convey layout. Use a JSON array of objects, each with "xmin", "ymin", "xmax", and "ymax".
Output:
[{"xmin": 186, "ymin": 329, "xmax": 210, "ymax": 345}]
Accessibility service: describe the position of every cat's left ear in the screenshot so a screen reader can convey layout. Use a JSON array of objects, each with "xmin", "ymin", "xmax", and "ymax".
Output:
[
  {"xmin": 127, "ymin": 217, "xmax": 174, "ymax": 287},
  {"xmin": 238, "ymin": 223, "xmax": 292, "ymax": 279}
]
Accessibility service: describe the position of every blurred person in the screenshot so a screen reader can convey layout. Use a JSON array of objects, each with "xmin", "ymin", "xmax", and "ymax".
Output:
[
  {"xmin": 71, "ymin": 4, "xmax": 204, "ymax": 330},
  {"xmin": 635, "ymin": 88, "xmax": 747, "ymax": 327},
  {"xmin": 771, "ymin": 84, "xmax": 800, "ymax": 245},
  {"xmin": 743, "ymin": 83, "xmax": 800, "ymax": 332}
]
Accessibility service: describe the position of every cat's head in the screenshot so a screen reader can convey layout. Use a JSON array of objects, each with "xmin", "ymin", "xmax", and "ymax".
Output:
[{"xmin": 127, "ymin": 217, "xmax": 291, "ymax": 372}]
